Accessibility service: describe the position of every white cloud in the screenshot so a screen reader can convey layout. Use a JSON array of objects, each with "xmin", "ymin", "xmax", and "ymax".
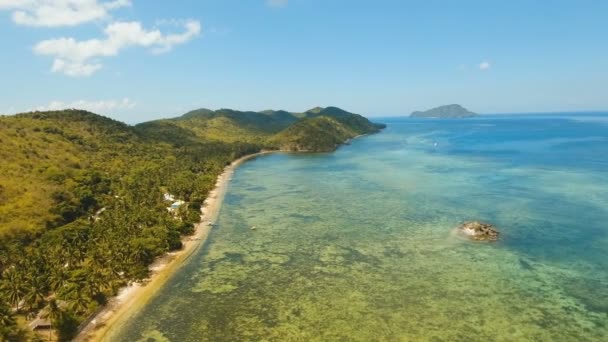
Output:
[
  {"xmin": 479, "ymin": 61, "xmax": 491, "ymax": 71},
  {"xmin": 32, "ymin": 97, "xmax": 136, "ymax": 113},
  {"xmin": 0, "ymin": 0, "xmax": 131, "ymax": 27},
  {"xmin": 34, "ymin": 20, "xmax": 201, "ymax": 76},
  {"xmin": 51, "ymin": 59, "xmax": 103, "ymax": 77},
  {"xmin": 266, "ymin": 0, "xmax": 288, "ymax": 8}
]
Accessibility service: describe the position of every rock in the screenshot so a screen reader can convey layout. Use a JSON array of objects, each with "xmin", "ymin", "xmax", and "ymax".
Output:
[{"xmin": 458, "ymin": 221, "xmax": 499, "ymax": 241}]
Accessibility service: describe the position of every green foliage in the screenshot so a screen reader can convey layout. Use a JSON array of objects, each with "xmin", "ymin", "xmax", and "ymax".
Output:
[
  {"xmin": 269, "ymin": 107, "xmax": 385, "ymax": 151},
  {"xmin": 0, "ymin": 106, "xmax": 383, "ymax": 337},
  {"xmin": 0, "ymin": 301, "xmax": 19, "ymax": 340},
  {"xmin": 144, "ymin": 108, "xmax": 298, "ymax": 144},
  {"xmin": 56, "ymin": 310, "xmax": 80, "ymax": 341},
  {"xmin": 270, "ymin": 116, "xmax": 355, "ymax": 152}
]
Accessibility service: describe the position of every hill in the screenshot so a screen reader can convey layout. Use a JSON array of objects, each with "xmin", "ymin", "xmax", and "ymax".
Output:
[
  {"xmin": 138, "ymin": 106, "xmax": 384, "ymax": 150},
  {"xmin": 271, "ymin": 108, "xmax": 385, "ymax": 151},
  {"xmin": 410, "ymin": 104, "xmax": 478, "ymax": 118},
  {"xmin": 146, "ymin": 108, "xmax": 300, "ymax": 144},
  {"xmin": 177, "ymin": 108, "xmax": 299, "ymax": 134},
  {"xmin": 0, "ymin": 106, "xmax": 381, "ymax": 238},
  {"xmin": 0, "ymin": 110, "xmax": 141, "ymax": 238},
  {"xmin": 0, "ymin": 106, "xmax": 383, "ymax": 340}
]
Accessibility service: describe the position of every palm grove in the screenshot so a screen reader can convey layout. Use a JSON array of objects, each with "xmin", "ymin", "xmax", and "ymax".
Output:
[{"xmin": 0, "ymin": 107, "xmax": 384, "ymax": 340}]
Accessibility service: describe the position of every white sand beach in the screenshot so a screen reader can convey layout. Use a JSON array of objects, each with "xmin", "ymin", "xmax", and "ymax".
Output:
[{"xmin": 75, "ymin": 151, "xmax": 274, "ymax": 342}]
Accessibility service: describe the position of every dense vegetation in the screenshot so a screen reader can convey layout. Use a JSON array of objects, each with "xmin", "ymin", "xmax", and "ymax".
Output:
[
  {"xmin": 138, "ymin": 108, "xmax": 299, "ymax": 145},
  {"xmin": 0, "ymin": 106, "xmax": 383, "ymax": 340},
  {"xmin": 272, "ymin": 106, "xmax": 386, "ymax": 151}
]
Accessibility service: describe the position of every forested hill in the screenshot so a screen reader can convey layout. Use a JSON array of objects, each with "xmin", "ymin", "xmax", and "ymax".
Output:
[
  {"xmin": 271, "ymin": 107, "xmax": 386, "ymax": 151},
  {"xmin": 0, "ymin": 106, "xmax": 383, "ymax": 340},
  {"xmin": 135, "ymin": 106, "xmax": 385, "ymax": 150}
]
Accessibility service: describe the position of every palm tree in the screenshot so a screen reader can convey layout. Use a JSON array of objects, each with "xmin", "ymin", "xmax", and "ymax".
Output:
[
  {"xmin": 1, "ymin": 268, "xmax": 26, "ymax": 308},
  {"xmin": 48, "ymin": 268, "xmax": 69, "ymax": 293},
  {"xmin": 0, "ymin": 301, "xmax": 19, "ymax": 341},
  {"xmin": 69, "ymin": 293, "xmax": 90, "ymax": 314},
  {"xmin": 44, "ymin": 299, "xmax": 62, "ymax": 341},
  {"xmin": 0, "ymin": 301, "xmax": 16, "ymax": 328},
  {"xmin": 23, "ymin": 277, "xmax": 46, "ymax": 312}
]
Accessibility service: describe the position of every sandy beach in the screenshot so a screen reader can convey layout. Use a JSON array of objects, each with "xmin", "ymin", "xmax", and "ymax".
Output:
[{"xmin": 75, "ymin": 151, "xmax": 274, "ymax": 342}]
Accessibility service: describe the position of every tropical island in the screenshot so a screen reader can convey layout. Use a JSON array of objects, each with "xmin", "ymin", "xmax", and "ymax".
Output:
[
  {"xmin": 410, "ymin": 104, "xmax": 478, "ymax": 118},
  {"xmin": 0, "ymin": 106, "xmax": 384, "ymax": 341}
]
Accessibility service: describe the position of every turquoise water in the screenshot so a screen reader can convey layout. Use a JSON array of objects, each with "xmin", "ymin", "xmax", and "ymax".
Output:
[{"xmin": 110, "ymin": 114, "xmax": 608, "ymax": 341}]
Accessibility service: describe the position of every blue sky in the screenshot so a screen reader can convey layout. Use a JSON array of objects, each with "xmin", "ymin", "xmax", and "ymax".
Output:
[{"xmin": 1, "ymin": 0, "xmax": 607, "ymax": 123}]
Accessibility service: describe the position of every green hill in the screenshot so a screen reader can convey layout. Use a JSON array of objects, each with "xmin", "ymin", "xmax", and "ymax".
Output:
[
  {"xmin": 270, "ymin": 116, "xmax": 358, "ymax": 152},
  {"xmin": 0, "ymin": 110, "xmax": 142, "ymax": 238},
  {"xmin": 0, "ymin": 106, "xmax": 383, "ymax": 340},
  {"xmin": 306, "ymin": 106, "xmax": 386, "ymax": 133},
  {"xmin": 138, "ymin": 106, "xmax": 383, "ymax": 150},
  {"xmin": 0, "ymin": 106, "xmax": 383, "ymax": 240},
  {"xmin": 162, "ymin": 108, "xmax": 300, "ymax": 143},
  {"xmin": 270, "ymin": 108, "xmax": 385, "ymax": 151}
]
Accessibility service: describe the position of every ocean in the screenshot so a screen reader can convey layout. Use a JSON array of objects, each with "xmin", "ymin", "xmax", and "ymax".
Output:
[{"xmin": 109, "ymin": 113, "xmax": 608, "ymax": 341}]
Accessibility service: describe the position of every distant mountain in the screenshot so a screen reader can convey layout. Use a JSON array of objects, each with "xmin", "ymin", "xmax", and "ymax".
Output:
[
  {"xmin": 303, "ymin": 106, "xmax": 386, "ymax": 134},
  {"xmin": 410, "ymin": 104, "xmax": 478, "ymax": 118},
  {"xmin": 138, "ymin": 106, "xmax": 385, "ymax": 151},
  {"xmin": 270, "ymin": 116, "xmax": 356, "ymax": 152},
  {"xmin": 270, "ymin": 108, "xmax": 385, "ymax": 152}
]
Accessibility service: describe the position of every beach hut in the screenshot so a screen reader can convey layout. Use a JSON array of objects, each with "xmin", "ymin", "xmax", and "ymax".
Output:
[
  {"xmin": 29, "ymin": 317, "xmax": 52, "ymax": 331},
  {"xmin": 167, "ymin": 200, "xmax": 186, "ymax": 214},
  {"xmin": 171, "ymin": 200, "xmax": 185, "ymax": 209}
]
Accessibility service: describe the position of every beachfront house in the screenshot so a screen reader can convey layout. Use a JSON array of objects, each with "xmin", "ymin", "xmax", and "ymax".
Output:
[
  {"xmin": 29, "ymin": 317, "xmax": 52, "ymax": 331},
  {"xmin": 167, "ymin": 200, "xmax": 186, "ymax": 214}
]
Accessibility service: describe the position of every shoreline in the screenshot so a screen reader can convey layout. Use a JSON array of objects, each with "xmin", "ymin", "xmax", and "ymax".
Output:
[
  {"xmin": 75, "ymin": 151, "xmax": 275, "ymax": 342},
  {"xmin": 75, "ymin": 134, "xmax": 370, "ymax": 341}
]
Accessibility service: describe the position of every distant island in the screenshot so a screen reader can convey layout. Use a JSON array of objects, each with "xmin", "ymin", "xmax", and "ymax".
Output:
[
  {"xmin": 410, "ymin": 104, "xmax": 478, "ymax": 118},
  {"xmin": 0, "ymin": 105, "xmax": 384, "ymax": 341}
]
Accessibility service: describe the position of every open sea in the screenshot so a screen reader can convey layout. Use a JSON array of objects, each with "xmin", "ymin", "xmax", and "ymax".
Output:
[{"xmin": 108, "ymin": 113, "xmax": 608, "ymax": 341}]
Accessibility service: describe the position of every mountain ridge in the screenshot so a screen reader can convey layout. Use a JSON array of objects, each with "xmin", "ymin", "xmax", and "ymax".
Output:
[{"xmin": 138, "ymin": 106, "xmax": 385, "ymax": 150}]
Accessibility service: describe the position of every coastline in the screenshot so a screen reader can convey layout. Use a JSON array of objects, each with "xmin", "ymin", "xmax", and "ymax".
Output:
[
  {"xmin": 75, "ymin": 134, "xmax": 371, "ymax": 341},
  {"xmin": 75, "ymin": 151, "xmax": 275, "ymax": 342}
]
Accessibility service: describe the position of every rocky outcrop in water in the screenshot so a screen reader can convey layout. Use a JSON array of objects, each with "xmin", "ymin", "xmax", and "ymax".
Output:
[{"xmin": 458, "ymin": 221, "xmax": 499, "ymax": 241}]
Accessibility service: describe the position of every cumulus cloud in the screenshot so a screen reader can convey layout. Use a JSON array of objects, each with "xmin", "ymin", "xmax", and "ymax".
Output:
[
  {"xmin": 479, "ymin": 61, "xmax": 491, "ymax": 71},
  {"xmin": 266, "ymin": 0, "xmax": 288, "ymax": 8},
  {"xmin": 34, "ymin": 20, "xmax": 201, "ymax": 76},
  {"xmin": 0, "ymin": 0, "xmax": 131, "ymax": 27},
  {"xmin": 32, "ymin": 97, "xmax": 136, "ymax": 113}
]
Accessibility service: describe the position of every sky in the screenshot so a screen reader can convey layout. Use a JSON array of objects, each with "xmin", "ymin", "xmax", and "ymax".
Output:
[{"xmin": 1, "ymin": 0, "xmax": 607, "ymax": 123}]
